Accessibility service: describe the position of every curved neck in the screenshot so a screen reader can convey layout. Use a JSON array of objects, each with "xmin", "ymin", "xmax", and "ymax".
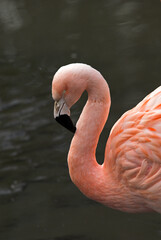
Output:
[{"xmin": 67, "ymin": 72, "xmax": 111, "ymax": 202}]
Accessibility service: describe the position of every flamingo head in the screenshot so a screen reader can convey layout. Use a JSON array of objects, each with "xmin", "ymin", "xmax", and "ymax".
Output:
[{"xmin": 52, "ymin": 64, "xmax": 88, "ymax": 133}]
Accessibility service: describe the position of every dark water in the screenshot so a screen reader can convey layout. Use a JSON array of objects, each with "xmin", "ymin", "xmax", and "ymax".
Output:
[{"xmin": 0, "ymin": 0, "xmax": 161, "ymax": 239}]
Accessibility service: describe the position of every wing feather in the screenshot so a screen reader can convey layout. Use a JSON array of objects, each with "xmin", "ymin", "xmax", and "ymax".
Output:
[{"xmin": 105, "ymin": 87, "xmax": 161, "ymax": 202}]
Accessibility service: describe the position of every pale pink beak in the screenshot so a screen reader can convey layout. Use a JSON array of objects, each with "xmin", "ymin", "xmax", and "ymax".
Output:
[{"xmin": 54, "ymin": 98, "xmax": 76, "ymax": 133}]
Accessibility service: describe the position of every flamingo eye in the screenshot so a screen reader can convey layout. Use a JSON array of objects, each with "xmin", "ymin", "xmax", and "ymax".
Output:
[{"xmin": 63, "ymin": 89, "xmax": 67, "ymax": 97}]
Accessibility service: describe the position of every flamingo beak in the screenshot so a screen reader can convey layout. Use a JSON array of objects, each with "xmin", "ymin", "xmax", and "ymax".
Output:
[{"xmin": 54, "ymin": 98, "xmax": 76, "ymax": 133}]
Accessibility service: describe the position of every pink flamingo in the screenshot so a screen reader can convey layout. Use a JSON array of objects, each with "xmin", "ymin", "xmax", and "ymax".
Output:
[{"xmin": 52, "ymin": 63, "xmax": 161, "ymax": 213}]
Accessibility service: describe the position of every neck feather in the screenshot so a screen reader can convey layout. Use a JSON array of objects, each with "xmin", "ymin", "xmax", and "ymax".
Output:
[{"xmin": 67, "ymin": 70, "xmax": 111, "ymax": 202}]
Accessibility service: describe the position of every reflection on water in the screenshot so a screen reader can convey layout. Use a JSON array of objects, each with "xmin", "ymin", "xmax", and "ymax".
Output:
[
  {"xmin": 0, "ymin": 0, "xmax": 24, "ymax": 61},
  {"xmin": 0, "ymin": 0, "xmax": 22, "ymax": 31},
  {"xmin": 0, "ymin": 0, "xmax": 161, "ymax": 239}
]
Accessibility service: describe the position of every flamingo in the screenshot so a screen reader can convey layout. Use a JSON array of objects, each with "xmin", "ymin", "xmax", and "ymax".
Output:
[{"xmin": 52, "ymin": 63, "xmax": 161, "ymax": 213}]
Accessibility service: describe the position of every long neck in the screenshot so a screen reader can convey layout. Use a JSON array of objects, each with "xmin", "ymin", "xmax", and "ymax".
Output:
[{"xmin": 67, "ymin": 71, "xmax": 111, "ymax": 203}]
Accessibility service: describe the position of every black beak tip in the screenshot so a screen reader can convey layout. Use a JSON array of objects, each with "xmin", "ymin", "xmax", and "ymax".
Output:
[{"xmin": 55, "ymin": 115, "xmax": 76, "ymax": 133}]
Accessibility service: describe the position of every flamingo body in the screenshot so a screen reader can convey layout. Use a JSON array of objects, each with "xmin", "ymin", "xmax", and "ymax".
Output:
[{"xmin": 52, "ymin": 63, "xmax": 161, "ymax": 213}]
